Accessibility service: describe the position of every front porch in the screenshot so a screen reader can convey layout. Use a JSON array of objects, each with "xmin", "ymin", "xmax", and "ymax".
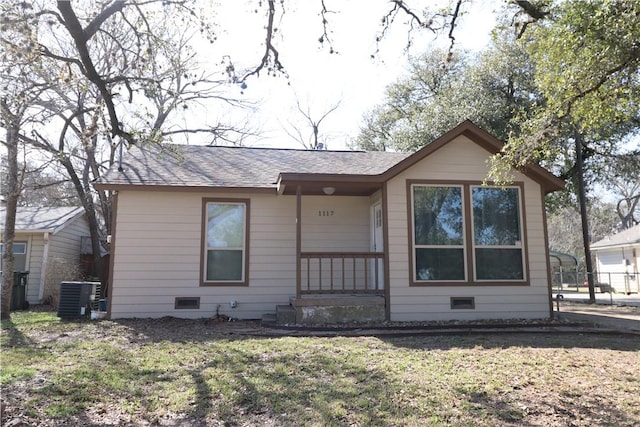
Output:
[
  {"xmin": 275, "ymin": 251, "xmax": 387, "ymax": 325},
  {"xmin": 276, "ymin": 178, "xmax": 390, "ymax": 324}
]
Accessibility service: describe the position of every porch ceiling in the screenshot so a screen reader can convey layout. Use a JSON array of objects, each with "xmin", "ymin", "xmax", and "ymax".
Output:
[{"xmin": 278, "ymin": 174, "xmax": 384, "ymax": 196}]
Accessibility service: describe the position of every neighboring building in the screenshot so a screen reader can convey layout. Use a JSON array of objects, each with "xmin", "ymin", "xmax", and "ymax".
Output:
[
  {"xmin": 0, "ymin": 206, "xmax": 90, "ymax": 304},
  {"xmin": 591, "ymin": 224, "xmax": 640, "ymax": 294},
  {"xmin": 96, "ymin": 121, "xmax": 565, "ymax": 322}
]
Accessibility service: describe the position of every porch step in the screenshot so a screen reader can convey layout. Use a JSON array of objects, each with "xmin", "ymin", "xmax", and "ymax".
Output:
[
  {"xmin": 261, "ymin": 313, "xmax": 276, "ymax": 326},
  {"xmin": 291, "ymin": 295, "xmax": 385, "ymax": 307},
  {"xmin": 261, "ymin": 313, "xmax": 276, "ymax": 325},
  {"xmin": 276, "ymin": 304, "xmax": 297, "ymax": 325},
  {"xmin": 290, "ymin": 295, "xmax": 385, "ymax": 325}
]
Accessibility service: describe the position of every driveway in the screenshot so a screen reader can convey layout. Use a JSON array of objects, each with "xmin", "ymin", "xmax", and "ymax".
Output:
[
  {"xmin": 552, "ymin": 290, "xmax": 640, "ymax": 307},
  {"xmin": 555, "ymin": 299, "xmax": 640, "ymax": 333}
]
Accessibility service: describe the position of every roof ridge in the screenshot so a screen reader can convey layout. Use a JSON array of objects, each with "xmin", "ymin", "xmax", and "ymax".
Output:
[{"xmin": 154, "ymin": 143, "xmax": 372, "ymax": 154}]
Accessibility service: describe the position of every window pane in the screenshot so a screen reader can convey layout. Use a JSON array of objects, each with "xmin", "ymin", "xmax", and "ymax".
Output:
[
  {"xmin": 207, "ymin": 204, "xmax": 244, "ymax": 248},
  {"xmin": 415, "ymin": 248, "xmax": 465, "ymax": 281},
  {"xmin": 473, "ymin": 187, "xmax": 520, "ymax": 246},
  {"xmin": 207, "ymin": 250, "xmax": 243, "ymax": 281},
  {"xmin": 0, "ymin": 243, "xmax": 26, "ymax": 254},
  {"xmin": 413, "ymin": 186, "xmax": 463, "ymax": 245},
  {"xmin": 476, "ymin": 248, "xmax": 523, "ymax": 280}
]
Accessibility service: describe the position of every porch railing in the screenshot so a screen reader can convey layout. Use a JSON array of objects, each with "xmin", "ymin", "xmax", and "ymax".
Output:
[{"xmin": 299, "ymin": 252, "xmax": 385, "ymax": 295}]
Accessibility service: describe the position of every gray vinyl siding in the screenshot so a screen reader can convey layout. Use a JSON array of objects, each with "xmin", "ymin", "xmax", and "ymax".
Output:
[
  {"xmin": 15, "ymin": 233, "xmax": 44, "ymax": 303},
  {"xmin": 44, "ymin": 215, "xmax": 90, "ymax": 302},
  {"xmin": 15, "ymin": 214, "xmax": 89, "ymax": 304}
]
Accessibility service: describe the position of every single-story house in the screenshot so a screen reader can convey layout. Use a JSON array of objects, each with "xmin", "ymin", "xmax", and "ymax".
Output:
[
  {"xmin": 96, "ymin": 121, "xmax": 565, "ymax": 323},
  {"xmin": 0, "ymin": 205, "xmax": 90, "ymax": 304},
  {"xmin": 591, "ymin": 224, "xmax": 640, "ymax": 294}
]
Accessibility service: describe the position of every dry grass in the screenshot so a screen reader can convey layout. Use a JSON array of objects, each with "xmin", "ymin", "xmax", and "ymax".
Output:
[{"xmin": 2, "ymin": 311, "xmax": 639, "ymax": 426}]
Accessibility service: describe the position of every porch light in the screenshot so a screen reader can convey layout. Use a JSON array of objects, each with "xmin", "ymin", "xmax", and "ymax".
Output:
[{"xmin": 322, "ymin": 186, "xmax": 336, "ymax": 195}]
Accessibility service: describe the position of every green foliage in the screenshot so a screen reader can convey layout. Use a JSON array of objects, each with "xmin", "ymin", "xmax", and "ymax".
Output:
[
  {"xmin": 528, "ymin": 0, "xmax": 640, "ymax": 135},
  {"xmin": 355, "ymin": 33, "xmax": 540, "ymax": 153},
  {"xmin": 357, "ymin": 1, "xmax": 639, "ymax": 217},
  {"xmin": 492, "ymin": 0, "xmax": 640, "ymax": 182}
]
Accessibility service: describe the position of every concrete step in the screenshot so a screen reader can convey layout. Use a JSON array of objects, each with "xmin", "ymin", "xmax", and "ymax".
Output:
[
  {"xmin": 261, "ymin": 313, "xmax": 276, "ymax": 326},
  {"xmin": 292, "ymin": 295, "xmax": 385, "ymax": 307},
  {"xmin": 276, "ymin": 304, "xmax": 297, "ymax": 325},
  {"xmin": 290, "ymin": 295, "xmax": 386, "ymax": 325}
]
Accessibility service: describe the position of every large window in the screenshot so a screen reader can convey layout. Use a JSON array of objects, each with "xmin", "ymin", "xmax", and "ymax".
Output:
[
  {"xmin": 410, "ymin": 183, "xmax": 526, "ymax": 284},
  {"xmin": 472, "ymin": 186, "xmax": 523, "ymax": 280},
  {"xmin": 413, "ymin": 185, "xmax": 465, "ymax": 281},
  {"xmin": 202, "ymin": 199, "xmax": 249, "ymax": 285}
]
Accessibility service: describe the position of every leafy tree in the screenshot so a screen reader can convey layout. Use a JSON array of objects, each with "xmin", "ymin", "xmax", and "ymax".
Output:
[
  {"xmin": 602, "ymin": 153, "xmax": 640, "ymax": 229},
  {"xmin": 493, "ymin": 0, "xmax": 640, "ymax": 176},
  {"xmin": 354, "ymin": 37, "xmax": 539, "ymax": 152},
  {"xmin": 356, "ymin": 1, "xmax": 639, "ymax": 303}
]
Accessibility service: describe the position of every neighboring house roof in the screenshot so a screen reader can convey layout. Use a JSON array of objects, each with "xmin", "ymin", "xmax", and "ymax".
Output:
[
  {"xmin": 0, "ymin": 206, "xmax": 85, "ymax": 234},
  {"xmin": 591, "ymin": 224, "xmax": 640, "ymax": 250},
  {"xmin": 96, "ymin": 120, "xmax": 565, "ymax": 195}
]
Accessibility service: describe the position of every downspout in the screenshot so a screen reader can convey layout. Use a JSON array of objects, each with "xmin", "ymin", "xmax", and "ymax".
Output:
[
  {"xmin": 38, "ymin": 232, "xmax": 50, "ymax": 302},
  {"xmin": 634, "ymin": 248, "xmax": 639, "ymax": 293}
]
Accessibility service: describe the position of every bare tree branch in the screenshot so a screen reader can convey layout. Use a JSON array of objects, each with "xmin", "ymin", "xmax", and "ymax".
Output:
[
  {"xmin": 241, "ymin": 0, "xmax": 285, "ymax": 81},
  {"xmin": 57, "ymin": 1, "xmax": 134, "ymax": 144},
  {"xmin": 318, "ymin": 0, "xmax": 337, "ymax": 54}
]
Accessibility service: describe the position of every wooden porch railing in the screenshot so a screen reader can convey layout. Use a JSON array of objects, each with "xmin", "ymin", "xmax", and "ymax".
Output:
[{"xmin": 299, "ymin": 252, "xmax": 385, "ymax": 296}]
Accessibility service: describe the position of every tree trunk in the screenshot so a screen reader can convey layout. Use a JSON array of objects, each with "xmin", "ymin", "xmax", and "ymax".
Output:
[
  {"xmin": 58, "ymin": 156, "xmax": 104, "ymax": 292},
  {"xmin": 575, "ymin": 130, "xmax": 596, "ymax": 303},
  {"xmin": 1, "ymin": 107, "xmax": 21, "ymax": 320}
]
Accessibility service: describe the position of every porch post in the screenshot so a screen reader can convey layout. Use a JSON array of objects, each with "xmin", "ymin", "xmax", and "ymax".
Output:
[
  {"xmin": 296, "ymin": 185, "xmax": 302, "ymax": 298},
  {"xmin": 382, "ymin": 183, "xmax": 391, "ymax": 321}
]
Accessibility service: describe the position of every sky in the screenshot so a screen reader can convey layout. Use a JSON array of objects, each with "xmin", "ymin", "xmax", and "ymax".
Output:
[{"xmin": 188, "ymin": 0, "xmax": 498, "ymax": 150}]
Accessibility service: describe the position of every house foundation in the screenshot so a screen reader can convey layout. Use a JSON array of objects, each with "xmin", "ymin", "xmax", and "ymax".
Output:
[{"xmin": 273, "ymin": 295, "xmax": 386, "ymax": 325}]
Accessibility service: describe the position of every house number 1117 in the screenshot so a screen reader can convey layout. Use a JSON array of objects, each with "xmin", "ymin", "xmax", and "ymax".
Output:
[{"xmin": 318, "ymin": 210, "xmax": 334, "ymax": 216}]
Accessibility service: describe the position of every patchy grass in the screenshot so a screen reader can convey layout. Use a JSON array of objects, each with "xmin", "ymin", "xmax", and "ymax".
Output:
[{"xmin": 2, "ymin": 311, "xmax": 639, "ymax": 426}]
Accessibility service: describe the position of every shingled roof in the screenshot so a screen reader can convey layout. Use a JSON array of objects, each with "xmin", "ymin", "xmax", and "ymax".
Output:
[
  {"xmin": 591, "ymin": 224, "xmax": 640, "ymax": 250},
  {"xmin": 0, "ymin": 206, "xmax": 84, "ymax": 233},
  {"xmin": 98, "ymin": 144, "xmax": 411, "ymax": 189},
  {"xmin": 96, "ymin": 121, "xmax": 565, "ymax": 195}
]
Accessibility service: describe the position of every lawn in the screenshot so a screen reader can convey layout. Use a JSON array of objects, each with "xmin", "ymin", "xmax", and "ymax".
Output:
[{"xmin": 2, "ymin": 311, "xmax": 639, "ymax": 426}]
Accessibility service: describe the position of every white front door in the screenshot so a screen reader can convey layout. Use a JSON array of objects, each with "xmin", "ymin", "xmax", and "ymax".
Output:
[{"xmin": 370, "ymin": 203, "xmax": 384, "ymax": 289}]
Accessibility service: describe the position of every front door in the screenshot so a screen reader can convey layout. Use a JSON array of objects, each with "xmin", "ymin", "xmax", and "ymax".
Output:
[{"xmin": 370, "ymin": 203, "xmax": 384, "ymax": 289}]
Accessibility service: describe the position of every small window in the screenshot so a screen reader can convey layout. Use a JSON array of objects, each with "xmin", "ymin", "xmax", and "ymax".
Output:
[
  {"xmin": 175, "ymin": 297, "xmax": 200, "ymax": 309},
  {"xmin": 201, "ymin": 199, "xmax": 250, "ymax": 285},
  {"xmin": 0, "ymin": 242, "xmax": 26, "ymax": 254},
  {"xmin": 450, "ymin": 297, "xmax": 475, "ymax": 310}
]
